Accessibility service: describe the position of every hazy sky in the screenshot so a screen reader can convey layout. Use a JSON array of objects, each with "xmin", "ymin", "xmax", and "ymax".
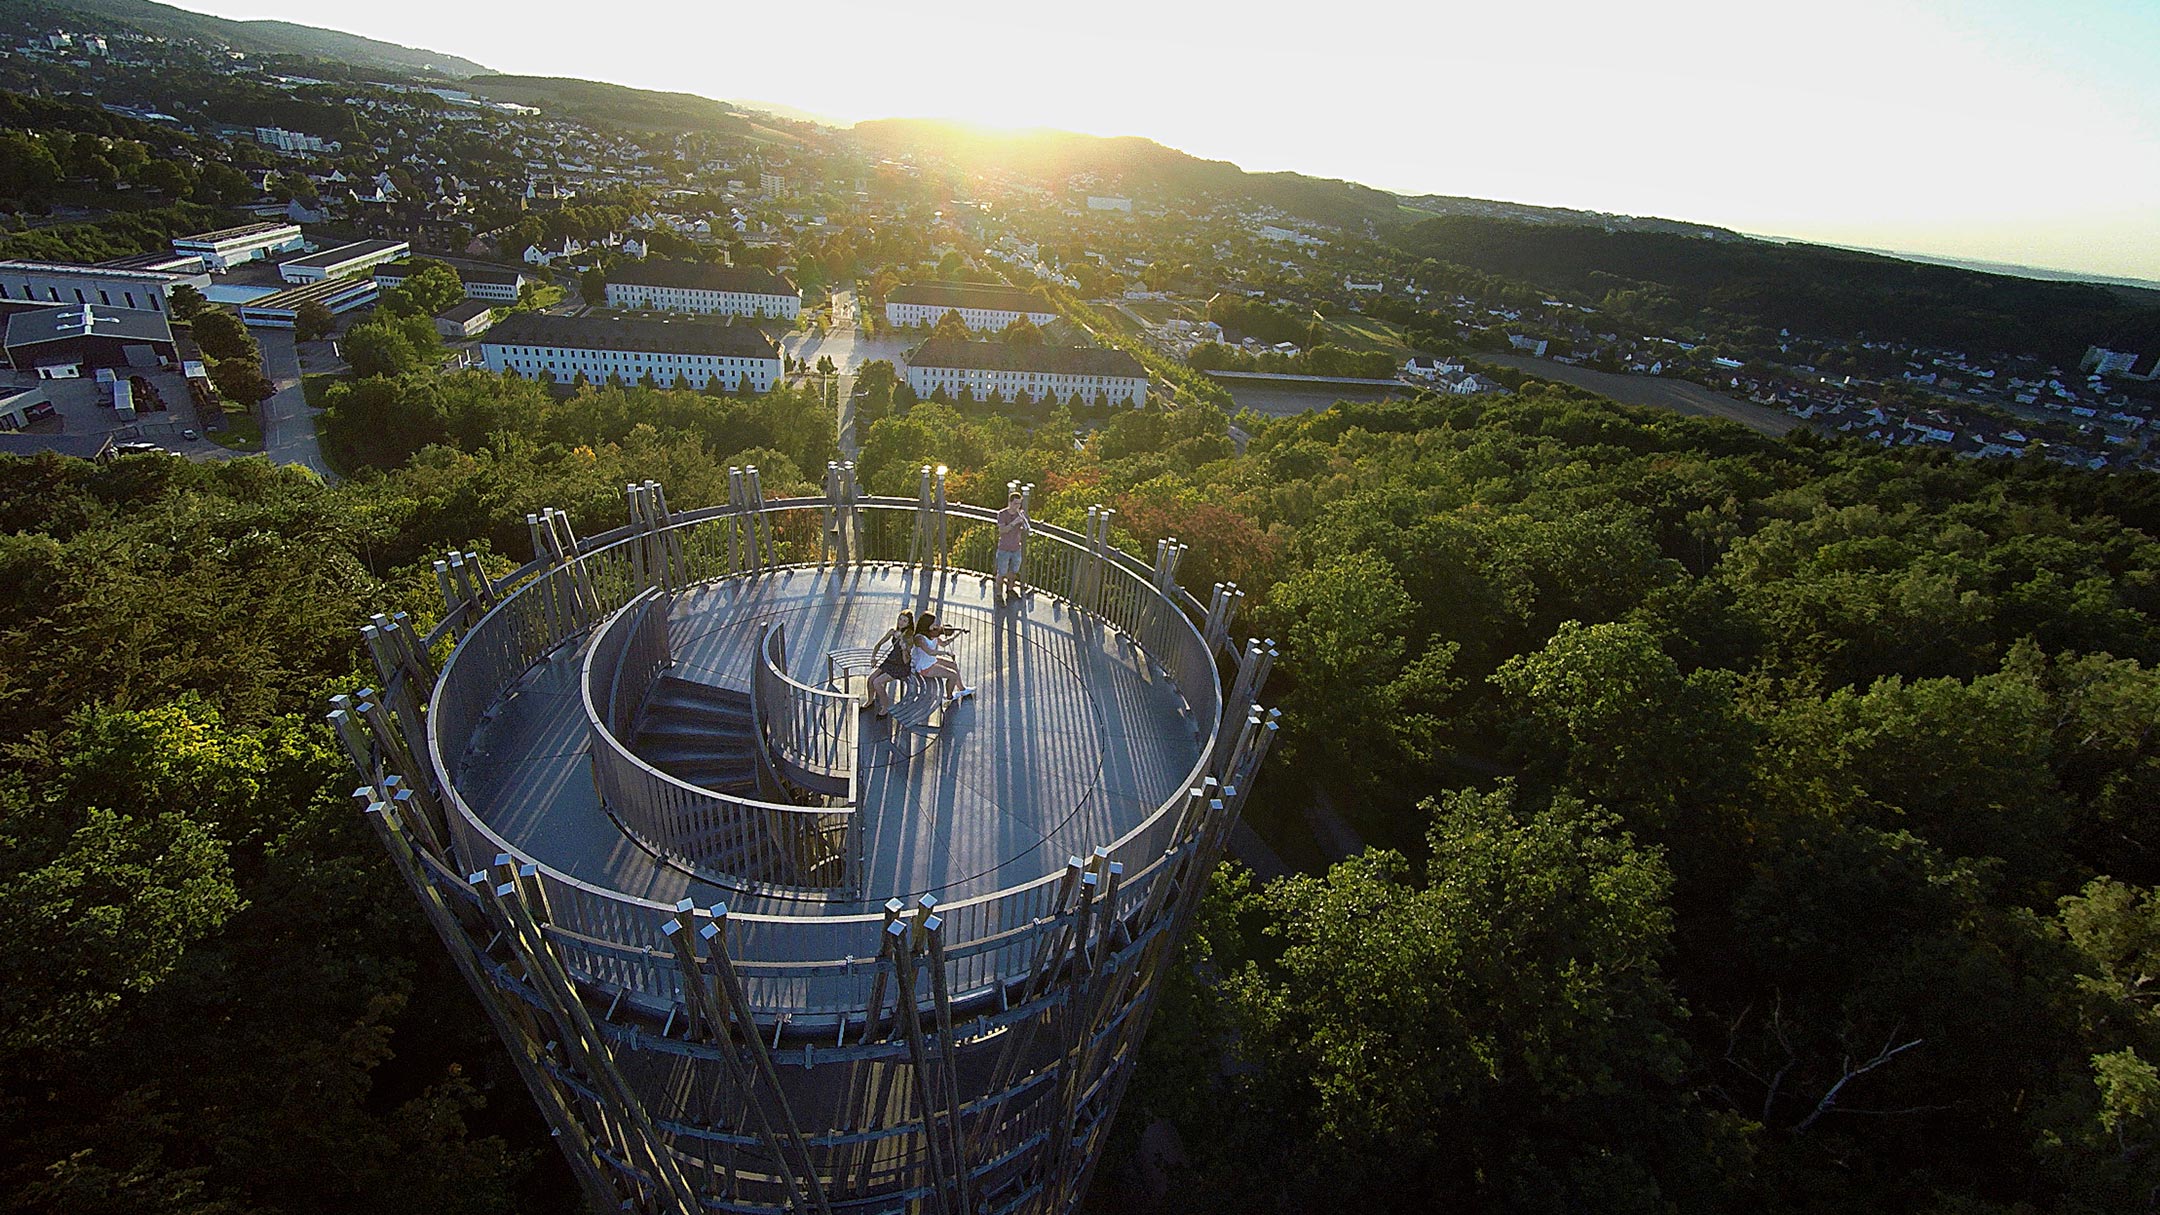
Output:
[{"xmin": 185, "ymin": 0, "xmax": 2160, "ymax": 280}]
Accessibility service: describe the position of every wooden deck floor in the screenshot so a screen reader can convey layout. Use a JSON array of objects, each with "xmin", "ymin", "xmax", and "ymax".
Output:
[{"xmin": 454, "ymin": 565, "xmax": 1209, "ymax": 919}]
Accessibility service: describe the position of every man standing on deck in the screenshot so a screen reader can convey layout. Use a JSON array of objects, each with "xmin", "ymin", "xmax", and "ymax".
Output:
[{"xmin": 995, "ymin": 490, "xmax": 1030, "ymax": 600}]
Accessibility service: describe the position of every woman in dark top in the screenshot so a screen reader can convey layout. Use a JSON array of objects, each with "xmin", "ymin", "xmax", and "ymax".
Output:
[{"xmin": 864, "ymin": 611, "xmax": 914, "ymax": 718}]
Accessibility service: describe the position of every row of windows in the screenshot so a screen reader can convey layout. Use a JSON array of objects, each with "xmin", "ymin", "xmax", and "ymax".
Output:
[
  {"xmin": 887, "ymin": 304, "xmax": 1055, "ymax": 323},
  {"xmin": 609, "ymin": 286, "xmax": 794, "ymax": 300},
  {"xmin": 489, "ymin": 344, "xmax": 775, "ymax": 367},
  {"xmin": 494, "ymin": 357, "xmax": 770, "ymax": 388},
  {"xmin": 0, "ymin": 282, "xmax": 163, "ymax": 311},
  {"xmin": 914, "ymin": 370, "xmax": 1140, "ymax": 386},
  {"xmin": 918, "ymin": 384, "xmax": 1141, "ymax": 401},
  {"xmin": 605, "ymin": 288, "xmax": 798, "ymax": 316}
]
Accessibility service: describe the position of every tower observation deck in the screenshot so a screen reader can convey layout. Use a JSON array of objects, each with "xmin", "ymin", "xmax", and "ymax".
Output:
[{"xmin": 334, "ymin": 466, "xmax": 1277, "ymax": 1215}]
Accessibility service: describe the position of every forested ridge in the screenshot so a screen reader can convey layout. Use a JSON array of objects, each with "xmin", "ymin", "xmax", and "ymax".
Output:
[
  {"xmin": 2, "ymin": 373, "xmax": 2158, "ymax": 1213},
  {"xmin": 1389, "ymin": 214, "xmax": 2160, "ymax": 362}
]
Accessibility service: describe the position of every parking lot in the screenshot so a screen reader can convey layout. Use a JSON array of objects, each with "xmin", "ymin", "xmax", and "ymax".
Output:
[{"xmin": 2, "ymin": 367, "xmax": 233, "ymax": 461}]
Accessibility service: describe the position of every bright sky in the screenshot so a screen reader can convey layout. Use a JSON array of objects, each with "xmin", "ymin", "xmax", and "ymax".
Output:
[{"xmin": 187, "ymin": 0, "xmax": 2160, "ymax": 281}]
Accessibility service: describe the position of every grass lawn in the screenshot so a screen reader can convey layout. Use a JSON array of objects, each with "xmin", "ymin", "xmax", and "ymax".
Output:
[
  {"xmin": 1122, "ymin": 299, "xmax": 1195, "ymax": 325},
  {"xmin": 301, "ymin": 373, "xmax": 340, "ymax": 408},
  {"xmin": 1323, "ymin": 314, "xmax": 1426, "ymax": 357},
  {"xmin": 209, "ymin": 400, "xmax": 262, "ymax": 451},
  {"xmin": 1044, "ymin": 317, "xmax": 1099, "ymax": 346}
]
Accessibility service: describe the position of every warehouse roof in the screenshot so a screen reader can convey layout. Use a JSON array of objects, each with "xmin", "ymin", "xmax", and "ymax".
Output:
[
  {"xmin": 281, "ymin": 239, "xmax": 407, "ymax": 272},
  {"xmin": 3, "ymin": 303, "xmax": 174, "ymax": 349}
]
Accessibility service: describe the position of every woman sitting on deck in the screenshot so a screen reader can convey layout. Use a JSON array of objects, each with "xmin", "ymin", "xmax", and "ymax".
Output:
[
  {"xmin": 864, "ymin": 610, "xmax": 915, "ymax": 719},
  {"xmin": 910, "ymin": 612, "xmax": 974, "ymax": 706}
]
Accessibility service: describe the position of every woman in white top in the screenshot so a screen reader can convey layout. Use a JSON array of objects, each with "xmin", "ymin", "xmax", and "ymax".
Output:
[{"xmin": 910, "ymin": 612, "xmax": 973, "ymax": 704}]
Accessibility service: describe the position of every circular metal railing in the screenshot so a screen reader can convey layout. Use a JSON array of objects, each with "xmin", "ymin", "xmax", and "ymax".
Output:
[{"xmin": 421, "ymin": 495, "xmax": 1228, "ymax": 1022}]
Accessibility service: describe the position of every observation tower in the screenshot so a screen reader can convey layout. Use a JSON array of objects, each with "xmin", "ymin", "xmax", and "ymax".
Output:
[{"xmin": 332, "ymin": 466, "xmax": 1277, "ymax": 1215}]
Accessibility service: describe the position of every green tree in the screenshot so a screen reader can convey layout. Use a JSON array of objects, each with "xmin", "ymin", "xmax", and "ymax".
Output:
[
  {"xmin": 208, "ymin": 356, "xmax": 274, "ymax": 406},
  {"xmin": 931, "ymin": 308, "xmax": 973, "ymax": 343},
  {"xmin": 580, "ymin": 267, "xmax": 607, "ymax": 307},
  {"xmin": 192, "ymin": 162, "xmax": 252, "ymax": 207},
  {"xmin": 188, "ymin": 310, "xmax": 254, "ymax": 363},
  {"xmin": 293, "ymin": 300, "xmax": 336, "ymax": 343},
  {"xmin": 166, "ymin": 283, "xmax": 208, "ymax": 323},
  {"xmin": 382, "ymin": 261, "xmax": 465, "ymax": 318},
  {"xmin": 1194, "ymin": 784, "xmax": 1702, "ymax": 1213},
  {"xmin": 1002, "ymin": 316, "xmax": 1045, "ymax": 346},
  {"xmin": 0, "ymin": 131, "xmax": 63, "ymax": 203},
  {"xmin": 341, "ymin": 315, "xmax": 440, "ymax": 378}
]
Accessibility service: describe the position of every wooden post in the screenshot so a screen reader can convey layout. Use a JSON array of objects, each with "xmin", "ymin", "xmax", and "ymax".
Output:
[
  {"xmin": 1069, "ymin": 506, "xmax": 1098, "ymax": 602},
  {"xmin": 474, "ymin": 862, "xmax": 704, "ymax": 1215},
  {"xmin": 701, "ymin": 908, "xmax": 834, "ymax": 1215},
  {"xmin": 919, "ymin": 903, "xmax": 975, "ymax": 1215},
  {"xmin": 746, "ymin": 466, "xmax": 773, "ymax": 567},
  {"xmin": 887, "ymin": 916, "xmax": 957, "ymax": 1215},
  {"xmin": 356, "ymin": 792, "xmax": 630, "ymax": 1210},
  {"xmin": 932, "ymin": 464, "xmax": 951, "ymax": 568},
  {"xmin": 859, "ymin": 896, "xmax": 906, "ymax": 1045}
]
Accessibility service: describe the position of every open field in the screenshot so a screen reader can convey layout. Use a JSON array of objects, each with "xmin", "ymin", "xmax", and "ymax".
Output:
[
  {"xmin": 1480, "ymin": 353, "xmax": 1804, "ymax": 436},
  {"xmin": 1224, "ymin": 381, "xmax": 1411, "ymax": 417},
  {"xmin": 1121, "ymin": 299, "xmax": 1193, "ymax": 325},
  {"xmin": 1321, "ymin": 314, "xmax": 1423, "ymax": 357}
]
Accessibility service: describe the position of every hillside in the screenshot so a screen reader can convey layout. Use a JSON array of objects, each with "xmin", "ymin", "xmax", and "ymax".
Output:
[
  {"xmin": 851, "ymin": 118, "xmax": 1407, "ymax": 228},
  {"xmin": 1400, "ymin": 192, "xmax": 1745, "ymax": 239},
  {"xmin": 1392, "ymin": 213, "xmax": 2160, "ymax": 360},
  {"xmin": 464, "ymin": 74, "xmax": 752, "ymax": 133},
  {"xmin": 19, "ymin": 0, "xmax": 488, "ymax": 75}
]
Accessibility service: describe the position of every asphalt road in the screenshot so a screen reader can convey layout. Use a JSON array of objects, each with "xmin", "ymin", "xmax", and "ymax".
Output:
[
  {"xmin": 256, "ymin": 328, "xmax": 338, "ymax": 481},
  {"xmin": 783, "ymin": 288, "xmax": 908, "ymax": 461}
]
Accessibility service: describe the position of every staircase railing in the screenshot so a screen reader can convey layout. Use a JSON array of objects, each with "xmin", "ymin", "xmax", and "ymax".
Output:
[
  {"xmin": 753, "ymin": 621, "xmax": 858, "ymax": 798},
  {"xmin": 581, "ymin": 588, "xmax": 858, "ymax": 894}
]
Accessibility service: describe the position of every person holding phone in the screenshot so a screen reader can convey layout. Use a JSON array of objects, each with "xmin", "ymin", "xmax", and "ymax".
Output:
[{"xmin": 995, "ymin": 491, "xmax": 1031, "ymax": 600}]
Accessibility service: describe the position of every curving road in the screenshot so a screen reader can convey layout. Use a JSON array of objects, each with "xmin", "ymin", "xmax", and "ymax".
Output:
[{"xmin": 256, "ymin": 328, "xmax": 338, "ymax": 481}]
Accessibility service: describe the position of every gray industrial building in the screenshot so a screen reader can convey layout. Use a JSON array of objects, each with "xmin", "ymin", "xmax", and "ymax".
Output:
[
  {"xmin": 2, "ymin": 304, "xmax": 177, "ymax": 375},
  {"xmin": 0, "ymin": 259, "xmax": 210, "ymax": 314}
]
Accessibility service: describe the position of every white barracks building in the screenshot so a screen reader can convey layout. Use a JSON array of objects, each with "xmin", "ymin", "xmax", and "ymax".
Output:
[
  {"xmin": 885, "ymin": 281, "xmax": 1059, "ymax": 332},
  {"xmin": 603, "ymin": 262, "xmax": 800, "ymax": 320},
  {"xmin": 480, "ymin": 314, "xmax": 781, "ymax": 392},
  {"xmin": 904, "ymin": 339, "xmax": 1147, "ymax": 406}
]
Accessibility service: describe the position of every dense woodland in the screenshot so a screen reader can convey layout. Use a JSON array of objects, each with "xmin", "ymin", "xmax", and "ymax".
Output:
[
  {"xmin": 2, "ymin": 372, "xmax": 2158, "ymax": 1214},
  {"xmin": 1388, "ymin": 215, "xmax": 2160, "ymax": 363}
]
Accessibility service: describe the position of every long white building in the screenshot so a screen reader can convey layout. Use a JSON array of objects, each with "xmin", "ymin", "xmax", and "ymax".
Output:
[
  {"xmin": 0, "ymin": 259, "xmax": 210, "ymax": 313},
  {"xmin": 480, "ymin": 314, "xmax": 781, "ymax": 392},
  {"xmin": 238, "ymin": 276, "xmax": 379, "ymax": 329},
  {"xmin": 886, "ymin": 281, "xmax": 1059, "ymax": 332},
  {"xmin": 603, "ymin": 262, "xmax": 800, "ymax": 319},
  {"xmin": 279, "ymin": 239, "xmax": 411, "ymax": 284},
  {"xmin": 374, "ymin": 260, "xmax": 533, "ymax": 303},
  {"xmin": 904, "ymin": 339, "xmax": 1147, "ymax": 406},
  {"xmin": 173, "ymin": 222, "xmax": 306, "ymax": 271}
]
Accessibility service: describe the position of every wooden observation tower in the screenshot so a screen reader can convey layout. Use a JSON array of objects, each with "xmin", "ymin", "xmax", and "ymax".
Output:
[{"xmin": 333, "ymin": 467, "xmax": 1276, "ymax": 1214}]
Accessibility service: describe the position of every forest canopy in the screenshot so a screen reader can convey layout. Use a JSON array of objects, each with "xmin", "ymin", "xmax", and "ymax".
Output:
[{"xmin": 1, "ymin": 375, "xmax": 2157, "ymax": 1214}]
